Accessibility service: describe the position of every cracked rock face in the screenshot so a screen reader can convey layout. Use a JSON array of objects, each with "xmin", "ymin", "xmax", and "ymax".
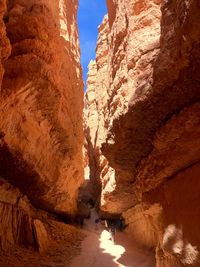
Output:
[
  {"xmin": 0, "ymin": 0, "xmax": 11, "ymax": 86},
  {"xmin": 0, "ymin": 174, "xmax": 50, "ymax": 252},
  {"xmin": 85, "ymin": 0, "xmax": 161, "ymax": 214},
  {"xmin": 85, "ymin": 0, "xmax": 200, "ymax": 265},
  {"xmin": 0, "ymin": 0, "xmax": 84, "ymax": 216}
]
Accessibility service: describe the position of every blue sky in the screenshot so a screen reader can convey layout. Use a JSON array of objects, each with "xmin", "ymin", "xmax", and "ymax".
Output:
[{"xmin": 78, "ymin": 0, "xmax": 107, "ymax": 90}]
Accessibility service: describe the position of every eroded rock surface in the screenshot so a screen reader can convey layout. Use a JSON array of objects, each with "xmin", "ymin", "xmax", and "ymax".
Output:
[
  {"xmin": 85, "ymin": 0, "xmax": 161, "ymax": 214},
  {"xmin": 0, "ymin": 0, "xmax": 10, "ymax": 86},
  {"xmin": 0, "ymin": 0, "xmax": 85, "ymax": 265},
  {"xmin": 84, "ymin": 16, "xmax": 112, "ymax": 210},
  {"xmin": 0, "ymin": 0, "xmax": 84, "ymax": 216},
  {"xmin": 0, "ymin": 177, "xmax": 36, "ymax": 251},
  {"xmin": 85, "ymin": 0, "xmax": 200, "ymax": 266}
]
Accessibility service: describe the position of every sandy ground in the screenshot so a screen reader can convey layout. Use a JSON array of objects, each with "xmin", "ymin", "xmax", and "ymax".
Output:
[
  {"xmin": 0, "ymin": 210, "xmax": 155, "ymax": 267},
  {"xmin": 69, "ymin": 209, "xmax": 156, "ymax": 267}
]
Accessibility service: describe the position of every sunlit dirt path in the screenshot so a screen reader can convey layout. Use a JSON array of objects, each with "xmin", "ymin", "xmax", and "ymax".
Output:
[{"xmin": 69, "ymin": 209, "xmax": 155, "ymax": 267}]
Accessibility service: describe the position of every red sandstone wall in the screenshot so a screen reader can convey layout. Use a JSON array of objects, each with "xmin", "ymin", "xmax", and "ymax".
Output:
[
  {"xmin": 85, "ymin": 0, "xmax": 200, "ymax": 266},
  {"xmin": 0, "ymin": 0, "xmax": 84, "ymax": 216}
]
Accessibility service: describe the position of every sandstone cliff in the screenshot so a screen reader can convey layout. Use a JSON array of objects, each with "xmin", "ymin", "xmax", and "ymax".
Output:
[
  {"xmin": 85, "ymin": 0, "xmax": 200, "ymax": 266},
  {"xmin": 0, "ymin": 0, "xmax": 84, "ymax": 263},
  {"xmin": 0, "ymin": 0, "xmax": 84, "ymax": 216},
  {"xmin": 84, "ymin": 16, "xmax": 128, "ymax": 213},
  {"xmin": 85, "ymin": 0, "xmax": 161, "ymax": 214}
]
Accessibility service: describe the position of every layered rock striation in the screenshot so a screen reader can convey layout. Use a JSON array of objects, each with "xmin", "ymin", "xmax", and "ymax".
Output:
[
  {"xmin": 85, "ymin": 0, "xmax": 200, "ymax": 266},
  {"xmin": 0, "ymin": 175, "xmax": 49, "ymax": 252},
  {"xmin": 85, "ymin": 0, "xmax": 162, "ymax": 214},
  {"xmin": 0, "ymin": 0, "xmax": 84, "ymax": 216},
  {"xmin": 84, "ymin": 16, "xmax": 111, "ymax": 208},
  {"xmin": 0, "ymin": 0, "xmax": 84, "ymax": 260}
]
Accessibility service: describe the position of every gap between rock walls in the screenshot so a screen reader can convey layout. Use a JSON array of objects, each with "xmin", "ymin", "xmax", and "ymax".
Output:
[{"xmin": 0, "ymin": 1, "xmax": 200, "ymax": 267}]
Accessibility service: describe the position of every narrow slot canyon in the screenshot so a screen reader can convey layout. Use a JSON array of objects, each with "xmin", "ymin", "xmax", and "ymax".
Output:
[{"xmin": 0, "ymin": 0, "xmax": 200, "ymax": 266}]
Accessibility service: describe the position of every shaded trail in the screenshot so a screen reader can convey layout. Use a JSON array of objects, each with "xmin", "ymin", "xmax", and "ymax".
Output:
[{"xmin": 69, "ymin": 209, "xmax": 155, "ymax": 267}]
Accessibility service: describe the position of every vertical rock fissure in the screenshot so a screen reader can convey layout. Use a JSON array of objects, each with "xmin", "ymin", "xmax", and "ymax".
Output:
[{"xmin": 0, "ymin": 0, "xmax": 200, "ymax": 266}]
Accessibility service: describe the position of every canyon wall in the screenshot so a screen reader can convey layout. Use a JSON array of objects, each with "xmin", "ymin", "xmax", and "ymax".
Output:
[
  {"xmin": 85, "ymin": 0, "xmax": 161, "ymax": 214},
  {"xmin": 84, "ymin": 15, "xmax": 112, "ymax": 208},
  {"xmin": 85, "ymin": 0, "xmax": 200, "ymax": 266},
  {"xmin": 0, "ymin": 0, "xmax": 84, "ymax": 216},
  {"xmin": 0, "ymin": 0, "xmax": 84, "ymax": 260}
]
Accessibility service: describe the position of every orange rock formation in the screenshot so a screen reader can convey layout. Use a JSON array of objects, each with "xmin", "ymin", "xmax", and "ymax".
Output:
[
  {"xmin": 1, "ymin": 0, "xmax": 200, "ymax": 266},
  {"xmin": 0, "ymin": 0, "xmax": 84, "ymax": 216},
  {"xmin": 0, "ymin": 0, "xmax": 84, "ymax": 264},
  {"xmin": 85, "ymin": 0, "xmax": 200, "ymax": 266}
]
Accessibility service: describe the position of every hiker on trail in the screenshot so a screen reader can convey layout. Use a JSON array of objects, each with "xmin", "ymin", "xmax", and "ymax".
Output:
[
  {"xmin": 104, "ymin": 220, "xmax": 108, "ymax": 228},
  {"xmin": 119, "ymin": 216, "xmax": 125, "ymax": 231},
  {"xmin": 110, "ymin": 224, "xmax": 115, "ymax": 242},
  {"xmin": 95, "ymin": 218, "xmax": 100, "ymax": 230}
]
